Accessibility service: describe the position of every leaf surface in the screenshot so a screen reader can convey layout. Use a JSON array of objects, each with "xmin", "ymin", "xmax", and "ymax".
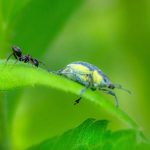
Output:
[
  {"xmin": 26, "ymin": 118, "xmax": 149, "ymax": 150},
  {"xmin": 0, "ymin": 60, "xmax": 139, "ymax": 130}
]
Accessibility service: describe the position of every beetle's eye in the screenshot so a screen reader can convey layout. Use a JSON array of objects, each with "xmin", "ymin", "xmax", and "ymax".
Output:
[
  {"xmin": 104, "ymin": 77, "xmax": 108, "ymax": 83},
  {"xmin": 108, "ymin": 84, "xmax": 115, "ymax": 89}
]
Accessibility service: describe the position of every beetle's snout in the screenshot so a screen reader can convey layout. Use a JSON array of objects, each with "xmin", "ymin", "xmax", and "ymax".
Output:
[{"xmin": 108, "ymin": 84, "xmax": 115, "ymax": 89}]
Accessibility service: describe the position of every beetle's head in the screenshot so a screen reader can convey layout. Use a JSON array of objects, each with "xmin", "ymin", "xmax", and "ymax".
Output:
[
  {"xmin": 101, "ymin": 75, "xmax": 131, "ymax": 94},
  {"xmin": 108, "ymin": 83, "xmax": 115, "ymax": 89},
  {"xmin": 100, "ymin": 75, "xmax": 111, "ymax": 88},
  {"xmin": 108, "ymin": 83, "xmax": 131, "ymax": 94}
]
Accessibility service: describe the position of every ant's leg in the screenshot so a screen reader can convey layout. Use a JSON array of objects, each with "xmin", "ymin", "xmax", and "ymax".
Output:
[
  {"xmin": 101, "ymin": 89, "xmax": 119, "ymax": 107},
  {"xmin": 6, "ymin": 53, "xmax": 18, "ymax": 66},
  {"xmin": 14, "ymin": 59, "xmax": 18, "ymax": 65},
  {"xmin": 6, "ymin": 53, "xmax": 13, "ymax": 63},
  {"xmin": 13, "ymin": 53, "xmax": 18, "ymax": 60},
  {"xmin": 28, "ymin": 58, "xmax": 35, "ymax": 67},
  {"xmin": 12, "ymin": 55, "xmax": 19, "ymax": 67}
]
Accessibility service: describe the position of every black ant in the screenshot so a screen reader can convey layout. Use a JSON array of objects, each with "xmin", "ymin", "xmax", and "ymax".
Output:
[{"xmin": 6, "ymin": 46, "xmax": 41, "ymax": 67}]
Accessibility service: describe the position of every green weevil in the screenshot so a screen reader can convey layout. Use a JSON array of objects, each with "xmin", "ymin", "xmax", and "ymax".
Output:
[{"xmin": 57, "ymin": 61, "xmax": 130, "ymax": 107}]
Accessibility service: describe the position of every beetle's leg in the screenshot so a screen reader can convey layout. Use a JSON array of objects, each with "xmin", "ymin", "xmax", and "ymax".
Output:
[
  {"xmin": 74, "ymin": 73, "xmax": 93, "ymax": 105},
  {"xmin": 74, "ymin": 87, "xmax": 88, "ymax": 105},
  {"xmin": 101, "ymin": 89, "xmax": 119, "ymax": 107},
  {"xmin": 57, "ymin": 68, "xmax": 93, "ymax": 105}
]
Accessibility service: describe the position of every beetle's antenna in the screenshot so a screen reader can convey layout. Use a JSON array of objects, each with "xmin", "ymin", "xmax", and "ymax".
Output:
[{"xmin": 114, "ymin": 84, "xmax": 131, "ymax": 94}]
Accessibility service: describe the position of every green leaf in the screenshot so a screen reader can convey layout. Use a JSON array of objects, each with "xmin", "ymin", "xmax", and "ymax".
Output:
[
  {"xmin": 0, "ymin": 0, "xmax": 84, "ymax": 57},
  {"xmin": 0, "ymin": 60, "xmax": 139, "ymax": 130},
  {"xmin": 11, "ymin": 0, "xmax": 84, "ymax": 57},
  {"xmin": 26, "ymin": 118, "xmax": 149, "ymax": 150}
]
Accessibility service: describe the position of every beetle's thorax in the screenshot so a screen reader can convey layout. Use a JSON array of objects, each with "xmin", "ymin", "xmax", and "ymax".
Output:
[{"xmin": 92, "ymin": 70, "xmax": 103, "ymax": 88}]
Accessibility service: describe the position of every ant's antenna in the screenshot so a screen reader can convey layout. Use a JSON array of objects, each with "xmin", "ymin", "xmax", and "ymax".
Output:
[
  {"xmin": 39, "ymin": 61, "xmax": 49, "ymax": 71},
  {"xmin": 113, "ymin": 84, "xmax": 131, "ymax": 94}
]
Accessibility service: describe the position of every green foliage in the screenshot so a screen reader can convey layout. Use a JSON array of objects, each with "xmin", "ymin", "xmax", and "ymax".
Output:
[
  {"xmin": 27, "ymin": 118, "xmax": 149, "ymax": 150},
  {"xmin": 0, "ymin": 60, "xmax": 139, "ymax": 130},
  {"xmin": 0, "ymin": 0, "xmax": 84, "ymax": 57},
  {"xmin": 11, "ymin": 0, "xmax": 84, "ymax": 57},
  {"xmin": 0, "ymin": 0, "xmax": 150, "ymax": 150}
]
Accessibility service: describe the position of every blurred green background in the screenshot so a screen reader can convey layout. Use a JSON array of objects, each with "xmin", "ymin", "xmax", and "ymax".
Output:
[{"xmin": 0, "ymin": 0, "xmax": 150, "ymax": 149}]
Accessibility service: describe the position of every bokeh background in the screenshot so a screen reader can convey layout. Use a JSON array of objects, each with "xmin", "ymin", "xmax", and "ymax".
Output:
[{"xmin": 0, "ymin": 0, "xmax": 150, "ymax": 149}]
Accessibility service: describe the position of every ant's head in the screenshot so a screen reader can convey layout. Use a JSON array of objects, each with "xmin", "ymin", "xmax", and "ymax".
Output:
[{"xmin": 12, "ymin": 46, "xmax": 22, "ymax": 57}]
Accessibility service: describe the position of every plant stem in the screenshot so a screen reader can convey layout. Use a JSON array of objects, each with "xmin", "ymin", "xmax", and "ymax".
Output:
[{"xmin": 0, "ymin": 93, "xmax": 11, "ymax": 150}]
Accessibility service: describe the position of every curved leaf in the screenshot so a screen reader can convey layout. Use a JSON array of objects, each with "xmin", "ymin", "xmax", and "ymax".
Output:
[
  {"xmin": 0, "ymin": 60, "xmax": 139, "ymax": 129},
  {"xmin": 27, "ymin": 118, "xmax": 149, "ymax": 150}
]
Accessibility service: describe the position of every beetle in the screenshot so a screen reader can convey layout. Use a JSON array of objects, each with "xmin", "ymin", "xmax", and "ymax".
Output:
[{"xmin": 57, "ymin": 61, "xmax": 130, "ymax": 107}]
